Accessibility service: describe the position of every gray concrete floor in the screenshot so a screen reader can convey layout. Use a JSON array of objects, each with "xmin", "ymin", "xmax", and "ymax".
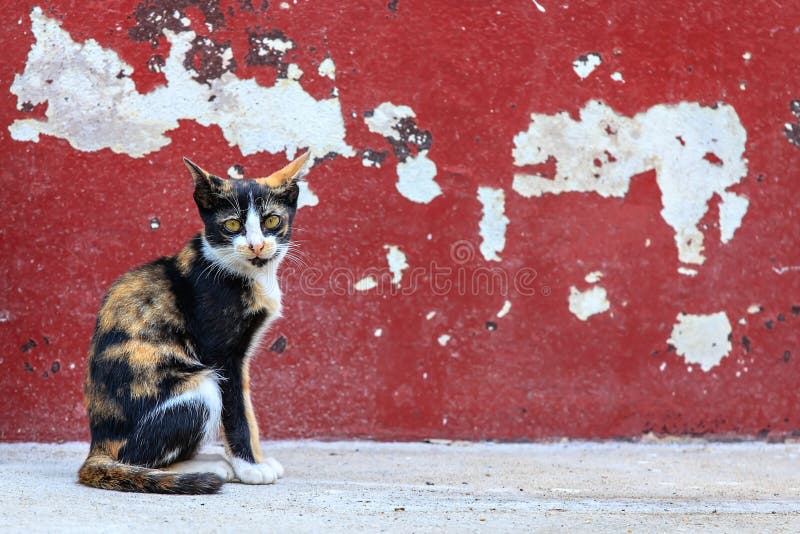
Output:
[{"xmin": 1, "ymin": 440, "xmax": 799, "ymax": 532}]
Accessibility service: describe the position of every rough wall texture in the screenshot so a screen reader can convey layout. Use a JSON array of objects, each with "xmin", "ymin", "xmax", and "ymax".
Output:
[{"xmin": 1, "ymin": 0, "xmax": 798, "ymax": 442}]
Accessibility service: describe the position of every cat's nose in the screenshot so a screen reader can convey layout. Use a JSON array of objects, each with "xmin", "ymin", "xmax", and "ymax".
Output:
[{"xmin": 249, "ymin": 242, "xmax": 264, "ymax": 256}]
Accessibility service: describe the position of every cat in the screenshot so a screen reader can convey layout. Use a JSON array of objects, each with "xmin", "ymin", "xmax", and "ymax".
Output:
[{"xmin": 78, "ymin": 152, "xmax": 309, "ymax": 494}]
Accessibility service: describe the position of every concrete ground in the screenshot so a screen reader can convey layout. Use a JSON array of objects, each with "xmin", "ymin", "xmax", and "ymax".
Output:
[{"xmin": 1, "ymin": 440, "xmax": 799, "ymax": 532}]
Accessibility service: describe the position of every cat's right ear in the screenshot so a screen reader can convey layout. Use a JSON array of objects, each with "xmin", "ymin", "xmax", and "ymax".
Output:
[{"xmin": 184, "ymin": 157, "xmax": 227, "ymax": 209}]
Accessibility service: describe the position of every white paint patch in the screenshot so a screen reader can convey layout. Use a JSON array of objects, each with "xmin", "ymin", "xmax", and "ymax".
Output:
[
  {"xmin": 383, "ymin": 244, "xmax": 409, "ymax": 285},
  {"xmin": 718, "ymin": 191, "xmax": 749, "ymax": 243},
  {"xmin": 354, "ymin": 277, "xmax": 378, "ymax": 291},
  {"xmin": 496, "ymin": 300, "xmax": 512, "ymax": 318},
  {"xmin": 395, "ymin": 150, "xmax": 441, "ymax": 203},
  {"xmin": 584, "ymin": 271, "xmax": 603, "ymax": 283},
  {"xmin": 318, "ymin": 57, "xmax": 336, "ymax": 79},
  {"xmin": 568, "ymin": 286, "xmax": 610, "ymax": 321},
  {"xmin": 667, "ymin": 312, "xmax": 732, "ymax": 372},
  {"xmin": 296, "ymin": 181, "xmax": 319, "ymax": 209},
  {"xmin": 477, "ymin": 187, "xmax": 509, "ymax": 262},
  {"xmin": 227, "ymin": 165, "xmax": 244, "ymax": 179},
  {"xmin": 677, "ymin": 267, "xmax": 698, "ymax": 276},
  {"xmin": 286, "ymin": 63, "xmax": 304, "ymax": 80},
  {"xmin": 10, "ymin": 9, "xmax": 354, "ymax": 161},
  {"xmin": 437, "ymin": 334, "xmax": 451, "ymax": 346},
  {"xmin": 364, "ymin": 102, "xmax": 442, "ymax": 203},
  {"xmin": 511, "ymin": 100, "xmax": 749, "ymax": 265},
  {"xmin": 573, "ymin": 53, "xmax": 602, "ymax": 79},
  {"xmin": 532, "ymin": 0, "xmax": 547, "ymax": 12},
  {"xmin": 610, "ymin": 71, "xmax": 625, "ymax": 83},
  {"xmin": 426, "ymin": 311, "xmax": 437, "ymax": 320},
  {"xmin": 374, "ymin": 328, "xmax": 383, "ymax": 337},
  {"xmin": 747, "ymin": 304, "xmax": 762, "ymax": 314}
]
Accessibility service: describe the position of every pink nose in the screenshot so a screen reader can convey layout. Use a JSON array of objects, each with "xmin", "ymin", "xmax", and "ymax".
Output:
[{"xmin": 249, "ymin": 242, "xmax": 264, "ymax": 256}]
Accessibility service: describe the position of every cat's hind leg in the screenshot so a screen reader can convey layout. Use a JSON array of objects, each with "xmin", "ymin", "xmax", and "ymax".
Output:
[{"xmin": 118, "ymin": 373, "xmax": 222, "ymax": 469}]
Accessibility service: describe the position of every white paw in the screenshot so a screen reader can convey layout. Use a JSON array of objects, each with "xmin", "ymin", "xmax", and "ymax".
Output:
[
  {"xmin": 230, "ymin": 457, "xmax": 278, "ymax": 485},
  {"xmin": 264, "ymin": 457, "xmax": 284, "ymax": 478}
]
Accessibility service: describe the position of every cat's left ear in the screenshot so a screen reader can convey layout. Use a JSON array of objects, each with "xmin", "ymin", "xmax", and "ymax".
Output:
[{"xmin": 255, "ymin": 151, "xmax": 310, "ymax": 189}]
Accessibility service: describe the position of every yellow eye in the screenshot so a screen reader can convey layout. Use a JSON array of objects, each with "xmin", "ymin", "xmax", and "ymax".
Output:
[
  {"xmin": 223, "ymin": 219, "xmax": 241, "ymax": 232},
  {"xmin": 264, "ymin": 215, "xmax": 281, "ymax": 229}
]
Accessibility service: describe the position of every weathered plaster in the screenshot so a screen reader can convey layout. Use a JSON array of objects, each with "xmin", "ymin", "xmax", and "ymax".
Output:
[
  {"xmin": 667, "ymin": 312, "xmax": 733, "ymax": 372},
  {"xmin": 477, "ymin": 187, "xmax": 509, "ymax": 262},
  {"xmin": 568, "ymin": 286, "xmax": 610, "ymax": 321}
]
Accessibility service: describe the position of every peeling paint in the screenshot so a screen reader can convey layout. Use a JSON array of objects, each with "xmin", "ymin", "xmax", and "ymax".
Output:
[
  {"xmin": 383, "ymin": 245, "xmax": 409, "ymax": 285},
  {"xmin": 364, "ymin": 102, "xmax": 440, "ymax": 203},
  {"xmin": 677, "ymin": 267, "xmax": 698, "ymax": 276},
  {"xmin": 496, "ymin": 300, "xmax": 512, "ymax": 318},
  {"xmin": 374, "ymin": 328, "xmax": 383, "ymax": 337},
  {"xmin": 318, "ymin": 57, "xmax": 336, "ymax": 79},
  {"xmin": 584, "ymin": 271, "xmax": 603, "ymax": 283},
  {"xmin": 568, "ymin": 286, "xmax": 610, "ymax": 321},
  {"xmin": 573, "ymin": 53, "xmax": 602, "ymax": 79},
  {"xmin": 395, "ymin": 151, "xmax": 441, "ymax": 203},
  {"xmin": 426, "ymin": 311, "xmax": 436, "ymax": 320},
  {"xmin": 667, "ymin": 312, "xmax": 732, "ymax": 372},
  {"xmin": 512, "ymin": 100, "xmax": 748, "ymax": 266},
  {"xmin": 610, "ymin": 71, "xmax": 625, "ymax": 83},
  {"xmin": 477, "ymin": 187, "xmax": 509, "ymax": 262},
  {"xmin": 354, "ymin": 277, "xmax": 378, "ymax": 291},
  {"xmin": 297, "ymin": 181, "xmax": 319, "ymax": 209},
  {"xmin": 10, "ymin": 8, "xmax": 354, "ymax": 160},
  {"xmin": 437, "ymin": 334, "xmax": 451, "ymax": 346}
]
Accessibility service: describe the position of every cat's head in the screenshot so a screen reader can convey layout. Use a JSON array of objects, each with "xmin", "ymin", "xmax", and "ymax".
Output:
[{"xmin": 184, "ymin": 153, "xmax": 308, "ymax": 278}]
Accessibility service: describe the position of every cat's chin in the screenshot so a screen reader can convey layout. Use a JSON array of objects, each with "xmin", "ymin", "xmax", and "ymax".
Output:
[{"xmin": 248, "ymin": 256, "xmax": 272, "ymax": 268}]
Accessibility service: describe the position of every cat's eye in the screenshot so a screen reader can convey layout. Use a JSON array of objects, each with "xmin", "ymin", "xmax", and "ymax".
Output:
[
  {"xmin": 264, "ymin": 215, "xmax": 281, "ymax": 229},
  {"xmin": 223, "ymin": 219, "xmax": 242, "ymax": 232}
]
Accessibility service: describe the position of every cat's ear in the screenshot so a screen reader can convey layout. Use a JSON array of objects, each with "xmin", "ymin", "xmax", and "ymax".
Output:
[
  {"xmin": 255, "ymin": 151, "xmax": 310, "ymax": 189},
  {"xmin": 184, "ymin": 157, "xmax": 227, "ymax": 209}
]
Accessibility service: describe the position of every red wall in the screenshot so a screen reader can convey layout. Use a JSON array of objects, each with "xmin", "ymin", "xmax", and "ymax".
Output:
[{"xmin": 1, "ymin": 0, "xmax": 799, "ymax": 442}]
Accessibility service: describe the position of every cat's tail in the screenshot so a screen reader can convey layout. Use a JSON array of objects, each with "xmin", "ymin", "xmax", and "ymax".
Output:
[{"xmin": 78, "ymin": 453, "xmax": 224, "ymax": 494}]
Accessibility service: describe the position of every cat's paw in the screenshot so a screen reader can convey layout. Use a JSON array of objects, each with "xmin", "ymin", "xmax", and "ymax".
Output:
[
  {"xmin": 264, "ymin": 456, "xmax": 284, "ymax": 478},
  {"xmin": 230, "ymin": 457, "xmax": 278, "ymax": 484}
]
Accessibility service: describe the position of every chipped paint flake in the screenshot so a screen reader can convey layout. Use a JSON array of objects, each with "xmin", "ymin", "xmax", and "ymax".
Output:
[
  {"xmin": 374, "ymin": 328, "xmax": 383, "ymax": 337},
  {"xmin": 573, "ymin": 53, "xmax": 602, "ymax": 79},
  {"xmin": 437, "ymin": 334, "xmax": 451, "ymax": 346},
  {"xmin": 365, "ymin": 102, "xmax": 441, "ymax": 203},
  {"xmin": 383, "ymin": 244, "xmax": 409, "ymax": 285},
  {"xmin": 677, "ymin": 267, "xmax": 698, "ymax": 276},
  {"xmin": 610, "ymin": 71, "xmax": 624, "ymax": 83},
  {"xmin": 512, "ymin": 100, "xmax": 748, "ymax": 265},
  {"xmin": 667, "ymin": 312, "xmax": 732, "ymax": 372},
  {"xmin": 354, "ymin": 276, "xmax": 377, "ymax": 291},
  {"xmin": 584, "ymin": 271, "xmax": 603, "ymax": 283},
  {"xmin": 318, "ymin": 57, "xmax": 336, "ymax": 79},
  {"xmin": 10, "ymin": 8, "xmax": 354, "ymax": 160},
  {"xmin": 477, "ymin": 187, "xmax": 509, "ymax": 262},
  {"xmin": 426, "ymin": 311, "xmax": 437, "ymax": 320},
  {"xmin": 568, "ymin": 286, "xmax": 610, "ymax": 321},
  {"xmin": 286, "ymin": 63, "xmax": 304, "ymax": 80},
  {"xmin": 718, "ymin": 191, "xmax": 749, "ymax": 243},
  {"xmin": 297, "ymin": 181, "xmax": 319, "ymax": 209},
  {"xmin": 496, "ymin": 300, "xmax": 512, "ymax": 318},
  {"xmin": 746, "ymin": 304, "xmax": 762, "ymax": 314},
  {"xmin": 395, "ymin": 150, "xmax": 441, "ymax": 203}
]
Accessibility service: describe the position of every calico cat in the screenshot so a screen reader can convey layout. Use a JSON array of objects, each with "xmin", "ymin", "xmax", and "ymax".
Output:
[{"xmin": 78, "ymin": 152, "xmax": 309, "ymax": 494}]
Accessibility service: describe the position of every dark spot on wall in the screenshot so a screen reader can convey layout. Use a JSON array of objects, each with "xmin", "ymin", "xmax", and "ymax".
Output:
[
  {"xmin": 20, "ymin": 101, "xmax": 35, "ymax": 112},
  {"xmin": 237, "ymin": 0, "xmax": 268, "ymax": 11},
  {"xmin": 784, "ymin": 100, "xmax": 800, "ymax": 147},
  {"xmin": 784, "ymin": 351, "xmax": 791, "ymax": 363},
  {"xmin": 150, "ymin": 217, "xmax": 160, "ymax": 230},
  {"xmin": 764, "ymin": 320, "xmax": 774, "ymax": 330},
  {"xmin": 665, "ymin": 343, "xmax": 676, "ymax": 353},
  {"xmin": 129, "ymin": 0, "xmax": 226, "ymax": 47},
  {"xmin": 269, "ymin": 335, "xmax": 287, "ymax": 353},
  {"xmin": 147, "ymin": 54, "xmax": 166, "ymax": 73},
  {"xmin": 360, "ymin": 149, "xmax": 387, "ymax": 167},
  {"xmin": 741, "ymin": 336, "xmax": 750, "ymax": 353},
  {"xmin": 245, "ymin": 27, "xmax": 292, "ymax": 78},
  {"xmin": 365, "ymin": 111, "xmax": 433, "ymax": 163},
  {"xmin": 21, "ymin": 339, "xmax": 37, "ymax": 353},
  {"xmin": 24, "ymin": 362, "xmax": 34, "ymax": 372},
  {"xmin": 41, "ymin": 371, "xmax": 49, "ymax": 378},
  {"xmin": 116, "ymin": 70, "xmax": 127, "ymax": 79},
  {"xmin": 229, "ymin": 164, "xmax": 244, "ymax": 178},
  {"xmin": 777, "ymin": 313, "xmax": 785, "ymax": 322},
  {"xmin": 792, "ymin": 305, "xmax": 800, "ymax": 316},
  {"xmin": 51, "ymin": 361, "xmax": 61, "ymax": 374},
  {"xmin": 485, "ymin": 321, "xmax": 497, "ymax": 331},
  {"xmin": 387, "ymin": 0, "xmax": 399, "ymax": 11},
  {"xmin": 42, "ymin": 336, "xmax": 50, "ymax": 345},
  {"xmin": 183, "ymin": 36, "xmax": 236, "ymax": 85}
]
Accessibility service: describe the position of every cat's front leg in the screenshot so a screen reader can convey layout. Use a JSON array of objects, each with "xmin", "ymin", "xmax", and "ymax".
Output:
[{"xmin": 220, "ymin": 360, "xmax": 282, "ymax": 484}]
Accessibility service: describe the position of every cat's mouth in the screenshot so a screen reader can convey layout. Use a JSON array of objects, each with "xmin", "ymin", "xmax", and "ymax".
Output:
[{"xmin": 249, "ymin": 256, "xmax": 271, "ymax": 267}]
